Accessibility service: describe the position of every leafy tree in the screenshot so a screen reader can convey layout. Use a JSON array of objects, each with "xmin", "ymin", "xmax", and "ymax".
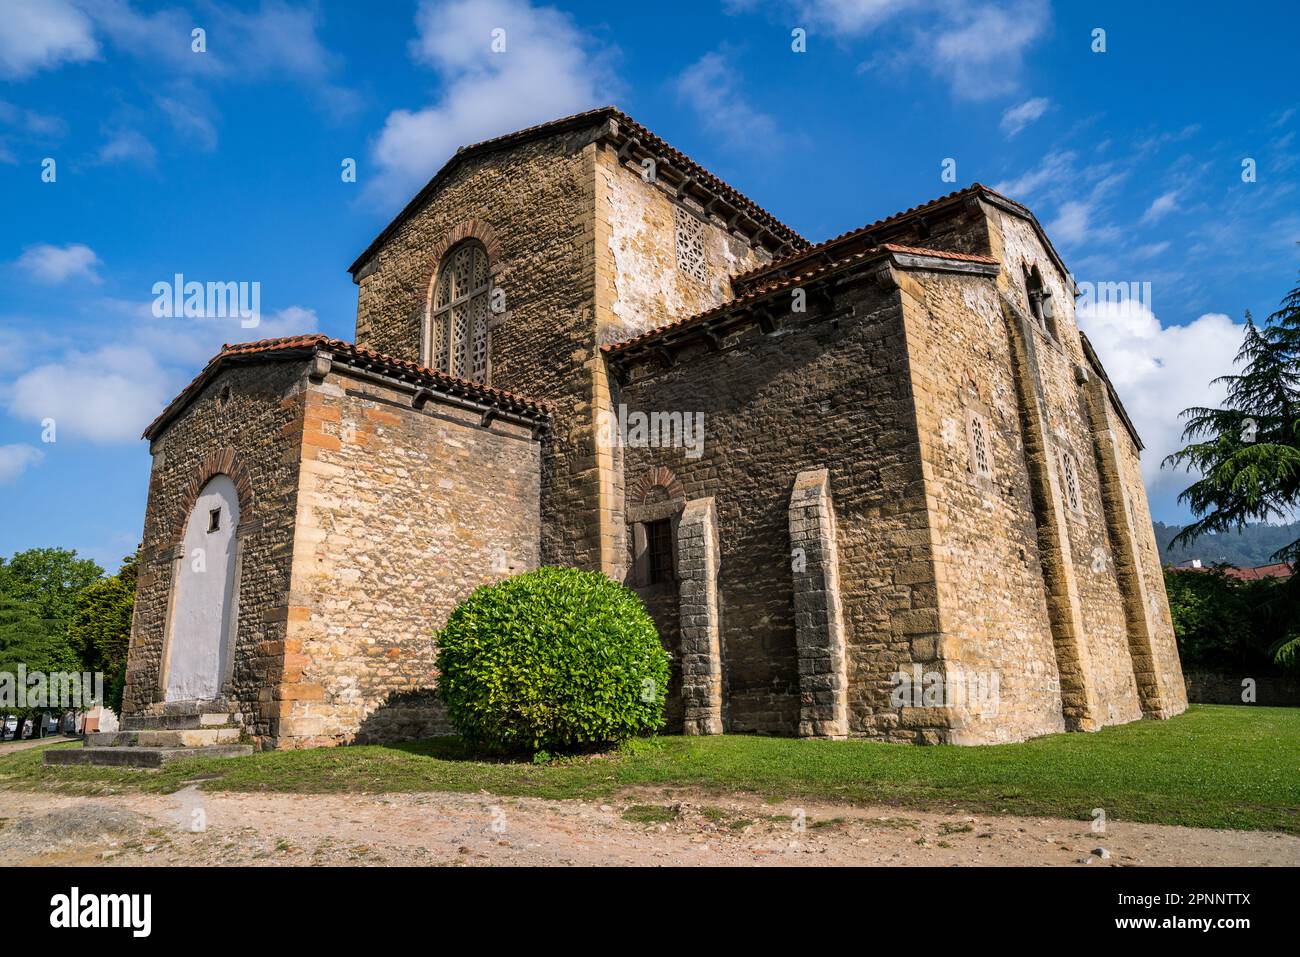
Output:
[
  {"xmin": 0, "ymin": 595, "xmax": 79, "ymax": 738},
  {"xmin": 1165, "ymin": 270, "xmax": 1300, "ymax": 667},
  {"xmin": 0, "ymin": 548, "xmax": 103, "ymax": 625},
  {"xmin": 1163, "ymin": 568, "xmax": 1283, "ymax": 672},
  {"xmin": 68, "ymin": 553, "xmax": 137, "ymax": 713}
]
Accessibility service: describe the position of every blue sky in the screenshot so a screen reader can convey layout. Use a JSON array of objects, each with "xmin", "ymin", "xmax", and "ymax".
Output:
[{"xmin": 1, "ymin": 0, "xmax": 1297, "ymax": 571}]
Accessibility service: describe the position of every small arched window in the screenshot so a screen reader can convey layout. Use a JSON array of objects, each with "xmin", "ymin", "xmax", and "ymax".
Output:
[
  {"xmin": 1024, "ymin": 264, "xmax": 1057, "ymax": 339},
  {"xmin": 427, "ymin": 241, "xmax": 491, "ymax": 383}
]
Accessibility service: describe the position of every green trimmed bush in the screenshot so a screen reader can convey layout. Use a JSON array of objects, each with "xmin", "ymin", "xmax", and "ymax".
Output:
[{"xmin": 435, "ymin": 566, "xmax": 670, "ymax": 753}]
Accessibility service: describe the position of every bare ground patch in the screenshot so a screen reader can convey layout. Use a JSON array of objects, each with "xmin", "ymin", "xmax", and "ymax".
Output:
[{"xmin": 2, "ymin": 786, "xmax": 1296, "ymax": 867}]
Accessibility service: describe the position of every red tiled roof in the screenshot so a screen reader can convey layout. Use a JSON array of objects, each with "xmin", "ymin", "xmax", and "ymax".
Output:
[
  {"xmin": 731, "ymin": 183, "xmax": 1058, "ymax": 291},
  {"xmin": 348, "ymin": 106, "xmax": 808, "ymax": 276},
  {"xmin": 878, "ymin": 243, "xmax": 1000, "ymax": 264},
  {"xmin": 1172, "ymin": 562, "xmax": 1294, "ymax": 580},
  {"xmin": 601, "ymin": 243, "xmax": 997, "ymax": 356},
  {"xmin": 142, "ymin": 334, "xmax": 549, "ymax": 440}
]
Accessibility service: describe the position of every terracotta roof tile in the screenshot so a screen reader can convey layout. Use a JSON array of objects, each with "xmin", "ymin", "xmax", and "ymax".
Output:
[
  {"xmin": 878, "ymin": 243, "xmax": 999, "ymax": 264},
  {"xmin": 143, "ymin": 334, "xmax": 548, "ymax": 440},
  {"xmin": 731, "ymin": 183, "xmax": 1044, "ymax": 290},
  {"xmin": 1172, "ymin": 562, "xmax": 1294, "ymax": 580}
]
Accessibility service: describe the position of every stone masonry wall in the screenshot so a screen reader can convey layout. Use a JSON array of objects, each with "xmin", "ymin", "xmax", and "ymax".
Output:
[
  {"xmin": 894, "ymin": 267, "xmax": 1067, "ymax": 743},
  {"xmin": 591, "ymin": 145, "xmax": 775, "ymax": 580},
  {"xmin": 594, "ymin": 146, "xmax": 770, "ymax": 347},
  {"xmin": 616, "ymin": 274, "xmax": 943, "ymax": 739},
  {"xmin": 1105, "ymin": 390, "xmax": 1188, "ymax": 713},
  {"xmin": 275, "ymin": 367, "xmax": 542, "ymax": 748},
  {"xmin": 351, "ymin": 128, "xmax": 604, "ymax": 574},
  {"xmin": 988, "ymin": 207, "xmax": 1145, "ymax": 729},
  {"xmin": 124, "ymin": 360, "xmax": 307, "ymax": 739}
]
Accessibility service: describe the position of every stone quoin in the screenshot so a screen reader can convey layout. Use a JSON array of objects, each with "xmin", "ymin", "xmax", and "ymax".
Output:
[{"xmin": 119, "ymin": 107, "xmax": 1186, "ymax": 750}]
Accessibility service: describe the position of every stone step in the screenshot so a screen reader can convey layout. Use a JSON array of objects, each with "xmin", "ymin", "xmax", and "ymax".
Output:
[
  {"xmin": 122, "ymin": 712, "xmax": 235, "ymax": 731},
  {"xmin": 85, "ymin": 727, "xmax": 243, "ymax": 748},
  {"xmin": 44, "ymin": 744, "xmax": 253, "ymax": 769},
  {"xmin": 159, "ymin": 699, "xmax": 232, "ymax": 716}
]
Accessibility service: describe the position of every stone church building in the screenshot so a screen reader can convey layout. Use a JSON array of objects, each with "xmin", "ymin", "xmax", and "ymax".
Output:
[{"xmin": 123, "ymin": 107, "xmax": 1187, "ymax": 750}]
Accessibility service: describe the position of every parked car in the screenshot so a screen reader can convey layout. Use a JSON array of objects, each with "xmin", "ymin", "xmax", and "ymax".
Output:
[{"xmin": 2, "ymin": 715, "xmax": 16, "ymax": 740}]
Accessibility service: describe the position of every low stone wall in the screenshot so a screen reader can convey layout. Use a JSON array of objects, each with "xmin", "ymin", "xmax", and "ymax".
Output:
[{"xmin": 1183, "ymin": 670, "xmax": 1300, "ymax": 707}]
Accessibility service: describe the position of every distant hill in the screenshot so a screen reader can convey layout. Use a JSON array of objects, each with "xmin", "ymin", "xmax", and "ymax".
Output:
[{"xmin": 1154, "ymin": 521, "xmax": 1300, "ymax": 567}]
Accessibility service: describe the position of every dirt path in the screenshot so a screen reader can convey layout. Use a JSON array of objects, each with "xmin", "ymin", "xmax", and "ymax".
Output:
[
  {"xmin": 0, "ymin": 736, "xmax": 80, "ymax": 755},
  {"xmin": 2, "ymin": 786, "xmax": 1296, "ymax": 866}
]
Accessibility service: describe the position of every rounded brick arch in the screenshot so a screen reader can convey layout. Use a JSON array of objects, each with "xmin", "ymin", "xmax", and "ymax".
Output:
[
  {"xmin": 427, "ymin": 219, "xmax": 502, "ymax": 276},
  {"xmin": 628, "ymin": 466, "xmax": 686, "ymax": 506},
  {"xmin": 174, "ymin": 447, "xmax": 255, "ymax": 545}
]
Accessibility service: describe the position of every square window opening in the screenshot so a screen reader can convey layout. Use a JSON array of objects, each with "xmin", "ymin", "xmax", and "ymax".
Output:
[
  {"xmin": 208, "ymin": 507, "xmax": 222, "ymax": 533},
  {"xmin": 645, "ymin": 518, "xmax": 675, "ymax": 586}
]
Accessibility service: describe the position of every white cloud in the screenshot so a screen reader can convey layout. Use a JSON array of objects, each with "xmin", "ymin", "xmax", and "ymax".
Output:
[
  {"xmin": 676, "ymin": 51, "xmax": 777, "ymax": 145},
  {"xmin": 0, "ymin": 0, "xmax": 98, "ymax": 79},
  {"xmin": 3, "ymin": 305, "xmax": 319, "ymax": 444},
  {"xmin": 0, "ymin": 100, "xmax": 66, "ymax": 165},
  {"xmin": 793, "ymin": 0, "xmax": 918, "ymax": 33},
  {"xmin": 4, "ymin": 1, "xmax": 356, "ymax": 155},
  {"xmin": 157, "ymin": 94, "xmax": 217, "ymax": 152},
  {"xmin": 928, "ymin": 1, "xmax": 1049, "ymax": 100},
  {"xmin": 796, "ymin": 0, "xmax": 1050, "ymax": 100},
  {"xmin": 994, "ymin": 148, "xmax": 1127, "ymax": 251},
  {"xmin": 1078, "ymin": 300, "xmax": 1245, "ymax": 504},
  {"xmin": 73, "ymin": 0, "xmax": 195, "ymax": 72},
  {"xmin": 75, "ymin": 0, "xmax": 350, "ymax": 96},
  {"xmin": 0, "ymin": 444, "xmax": 44, "ymax": 483},
  {"xmin": 1133, "ymin": 240, "xmax": 1171, "ymax": 259},
  {"xmin": 130, "ymin": 305, "xmax": 320, "ymax": 368},
  {"xmin": 1141, "ymin": 190, "xmax": 1179, "ymax": 224},
  {"xmin": 991, "ymin": 149, "xmax": 1075, "ymax": 202},
  {"xmin": 1048, "ymin": 201, "xmax": 1091, "ymax": 245},
  {"xmin": 367, "ymin": 0, "xmax": 613, "ymax": 208},
  {"xmin": 14, "ymin": 243, "xmax": 102, "ymax": 284},
  {"xmin": 0, "ymin": 100, "xmax": 67, "ymax": 137},
  {"xmin": 96, "ymin": 128, "xmax": 156, "ymax": 165},
  {"xmin": 999, "ymin": 96, "xmax": 1050, "ymax": 137},
  {"xmin": 7, "ymin": 346, "xmax": 171, "ymax": 443}
]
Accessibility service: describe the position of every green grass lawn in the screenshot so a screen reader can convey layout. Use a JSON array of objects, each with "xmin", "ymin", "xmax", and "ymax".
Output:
[{"xmin": 2, "ymin": 705, "xmax": 1296, "ymax": 833}]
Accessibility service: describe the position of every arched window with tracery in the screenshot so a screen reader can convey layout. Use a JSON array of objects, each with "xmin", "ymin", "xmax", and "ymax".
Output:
[{"xmin": 427, "ymin": 241, "xmax": 491, "ymax": 383}]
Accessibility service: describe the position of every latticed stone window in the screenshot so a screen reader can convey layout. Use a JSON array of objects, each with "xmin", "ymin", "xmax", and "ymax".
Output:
[
  {"xmin": 1061, "ymin": 450, "xmax": 1082, "ymax": 513},
  {"xmin": 967, "ymin": 411, "xmax": 993, "ymax": 479},
  {"xmin": 428, "ymin": 241, "xmax": 491, "ymax": 383},
  {"xmin": 674, "ymin": 206, "xmax": 708, "ymax": 285}
]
